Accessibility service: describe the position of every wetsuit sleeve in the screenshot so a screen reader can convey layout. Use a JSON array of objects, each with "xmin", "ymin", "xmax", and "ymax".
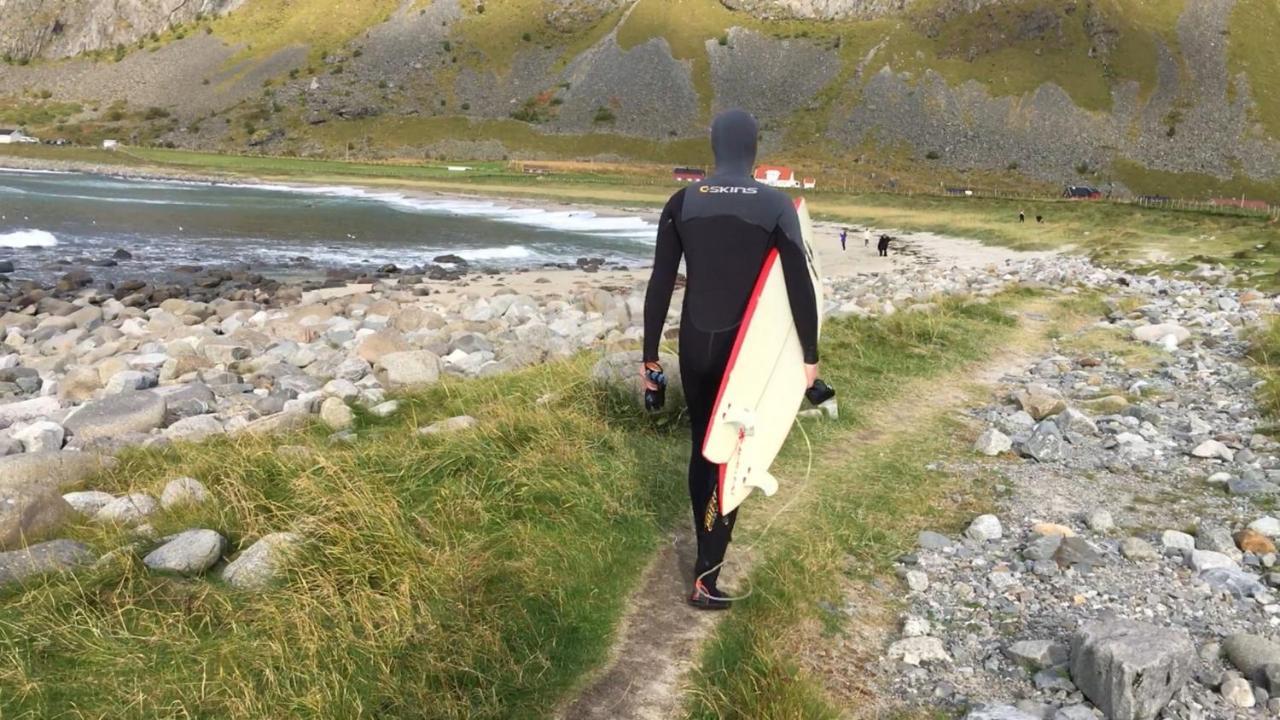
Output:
[
  {"xmin": 643, "ymin": 190, "xmax": 685, "ymax": 363},
  {"xmin": 774, "ymin": 209, "xmax": 820, "ymax": 364}
]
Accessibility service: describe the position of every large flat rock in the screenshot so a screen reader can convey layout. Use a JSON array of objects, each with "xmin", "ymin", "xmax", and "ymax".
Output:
[
  {"xmin": 0, "ymin": 539, "xmax": 94, "ymax": 588},
  {"xmin": 1070, "ymin": 619, "xmax": 1194, "ymax": 720},
  {"xmin": 0, "ymin": 451, "xmax": 118, "ymax": 491},
  {"xmin": 0, "ymin": 483, "xmax": 73, "ymax": 550},
  {"xmin": 63, "ymin": 390, "xmax": 167, "ymax": 441}
]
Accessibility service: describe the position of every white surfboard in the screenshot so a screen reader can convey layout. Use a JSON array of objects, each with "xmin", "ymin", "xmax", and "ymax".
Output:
[{"xmin": 702, "ymin": 197, "xmax": 823, "ymax": 516}]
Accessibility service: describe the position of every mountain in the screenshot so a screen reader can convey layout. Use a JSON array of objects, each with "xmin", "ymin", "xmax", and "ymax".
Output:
[{"xmin": 2, "ymin": 0, "xmax": 1278, "ymax": 198}]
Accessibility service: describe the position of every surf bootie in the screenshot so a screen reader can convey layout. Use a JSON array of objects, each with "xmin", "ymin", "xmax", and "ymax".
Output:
[{"xmin": 687, "ymin": 579, "xmax": 732, "ymax": 610}]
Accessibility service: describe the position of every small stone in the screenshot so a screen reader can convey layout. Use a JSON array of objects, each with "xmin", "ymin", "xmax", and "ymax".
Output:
[
  {"xmin": 1024, "ymin": 533, "xmax": 1062, "ymax": 561},
  {"xmin": 1085, "ymin": 510, "xmax": 1115, "ymax": 533},
  {"xmin": 1222, "ymin": 676, "xmax": 1256, "ymax": 708},
  {"xmin": 369, "ymin": 400, "xmax": 400, "ymax": 418},
  {"xmin": 12, "ymin": 420, "xmax": 65, "ymax": 453},
  {"xmin": 143, "ymin": 529, "xmax": 226, "ymax": 576},
  {"xmin": 1188, "ymin": 549, "xmax": 1236, "ymax": 571},
  {"xmin": 1015, "ymin": 383, "xmax": 1067, "ymax": 421},
  {"xmin": 319, "ymin": 397, "xmax": 354, "ymax": 431},
  {"xmin": 418, "ymin": 415, "xmax": 478, "ymax": 436},
  {"xmin": 965, "ymin": 514, "xmax": 1003, "ymax": 542},
  {"xmin": 61, "ymin": 490, "xmax": 115, "ymax": 516},
  {"xmin": 902, "ymin": 616, "xmax": 931, "ymax": 637},
  {"xmin": 1006, "ymin": 639, "xmax": 1070, "ymax": 671},
  {"xmin": 160, "ymin": 477, "xmax": 209, "ymax": 509},
  {"xmin": 1251, "ymin": 517, "xmax": 1280, "ymax": 538},
  {"xmin": 1052, "ymin": 705, "xmax": 1096, "ymax": 720},
  {"xmin": 974, "ymin": 428, "xmax": 1012, "ymax": 456},
  {"xmin": 887, "ymin": 636, "xmax": 950, "ymax": 666},
  {"xmin": 1032, "ymin": 522, "xmax": 1076, "ymax": 537},
  {"xmin": 1056, "ymin": 536, "xmax": 1103, "ymax": 567},
  {"xmin": 917, "ymin": 530, "xmax": 953, "ymax": 550},
  {"xmin": 1034, "ymin": 665, "xmax": 1076, "ymax": 692},
  {"xmin": 1161, "ymin": 530, "xmax": 1195, "ymax": 551},
  {"xmin": 1191, "ymin": 439, "xmax": 1234, "ymax": 461},
  {"xmin": 964, "ymin": 706, "xmax": 1039, "ymax": 720},
  {"xmin": 904, "ymin": 569, "xmax": 929, "ymax": 592},
  {"xmin": 1120, "ymin": 536, "xmax": 1159, "ymax": 561}
]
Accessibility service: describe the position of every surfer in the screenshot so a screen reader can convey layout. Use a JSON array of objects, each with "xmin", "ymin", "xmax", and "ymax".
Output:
[
  {"xmin": 641, "ymin": 109, "xmax": 820, "ymax": 610},
  {"xmin": 839, "ymin": 228, "xmax": 848, "ymax": 251}
]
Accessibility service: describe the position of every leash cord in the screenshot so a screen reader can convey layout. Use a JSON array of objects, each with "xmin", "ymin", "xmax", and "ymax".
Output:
[{"xmin": 693, "ymin": 417, "xmax": 815, "ymax": 603}]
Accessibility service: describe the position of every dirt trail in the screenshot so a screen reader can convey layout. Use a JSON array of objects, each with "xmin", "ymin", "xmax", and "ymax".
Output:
[{"xmin": 556, "ymin": 300, "xmax": 1075, "ymax": 720}]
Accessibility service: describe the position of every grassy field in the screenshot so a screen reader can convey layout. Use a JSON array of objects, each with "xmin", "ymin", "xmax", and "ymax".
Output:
[{"xmin": 0, "ymin": 290, "xmax": 1027, "ymax": 719}]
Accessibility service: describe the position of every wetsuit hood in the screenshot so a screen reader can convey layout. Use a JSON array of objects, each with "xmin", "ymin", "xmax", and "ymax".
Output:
[{"xmin": 710, "ymin": 109, "xmax": 757, "ymax": 178}]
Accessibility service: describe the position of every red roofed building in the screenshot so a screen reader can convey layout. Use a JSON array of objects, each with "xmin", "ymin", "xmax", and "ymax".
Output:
[{"xmin": 754, "ymin": 165, "xmax": 798, "ymax": 188}]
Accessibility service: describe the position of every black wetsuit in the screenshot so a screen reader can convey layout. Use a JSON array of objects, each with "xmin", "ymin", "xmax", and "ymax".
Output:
[{"xmin": 642, "ymin": 110, "xmax": 820, "ymax": 592}]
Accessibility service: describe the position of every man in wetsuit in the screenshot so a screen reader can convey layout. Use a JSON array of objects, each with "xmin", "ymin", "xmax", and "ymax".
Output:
[{"xmin": 641, "ymin": 109, "xmax": 820, "ymax": 610}]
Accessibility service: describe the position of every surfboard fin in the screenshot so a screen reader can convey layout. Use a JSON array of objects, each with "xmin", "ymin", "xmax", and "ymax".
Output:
[
  {"xmin": 747, "ymin": 470, "xmax": 778, "ymax": 497},
  {"xmin": 723, "ymin": 408, "xmax": 757, "ymax": 437}
]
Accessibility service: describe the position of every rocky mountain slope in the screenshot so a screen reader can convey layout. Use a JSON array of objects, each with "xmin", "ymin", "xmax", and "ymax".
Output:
[{"xmin": 1, "ymin": 0, "xmax": 1278, "ymax": 197}]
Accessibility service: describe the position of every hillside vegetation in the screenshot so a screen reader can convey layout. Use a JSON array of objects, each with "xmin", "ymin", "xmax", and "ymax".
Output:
[{"xmin": 1, "ymin": 0, "xmax": 1279, "ymax": 200}]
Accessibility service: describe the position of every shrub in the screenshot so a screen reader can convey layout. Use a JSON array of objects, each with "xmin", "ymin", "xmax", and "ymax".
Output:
[
  {"xmin": 38, "ymin": 89, "xmax": 52, "ymax": 99},
  {"xmin": 105, "ymin": 109, "xmax": 125, "ymax": 122},
  {"xmin": 717, "ymin": 34, "xmax": 728, "ymax": 46},
  {"xmin": 143, "ymin": 106, "xmax": 170, "ymax": 120},
  {"xmin": 593, "ymin": 106, "xmax": 616, "ymax": 124},
  {"xmin": 353, "ymin": 48, "xmax": 363, "ymax": 57},
  {"xmin": 925, "ymin": 150, "xmax": 940, "ymax": 160},
  {"xmin": 461, "ymin": 102, "xmax": 470, "ymax": 111},
  {"xmin": 113, "ymin": 44, "xmax": 126, "ymax": 62},
  {"xmin": 522, "ymin": 32, "xmax": 532, "ymax": 42}
]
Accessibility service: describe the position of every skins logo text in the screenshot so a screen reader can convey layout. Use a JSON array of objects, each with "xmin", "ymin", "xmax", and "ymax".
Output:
[{"xmin": 699, "ymin": 185, "xmax": 758, "ymax": 194}]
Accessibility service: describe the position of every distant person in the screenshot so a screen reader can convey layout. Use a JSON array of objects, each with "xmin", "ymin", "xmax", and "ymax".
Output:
[
  {"xmin": 877, "ymin": 234, "xmax": 892, "ymax": 257},
  {"xmin": 1036, "ymin": 214, "xmax": 1043, "ymax": 223},
  {"xmin": 864, "ymin": 228, "xmax": 872, "ymax": 248},
  {"xmin": 1018, "ymin": 210, "xmax": 1025, "ymax": 223},
  {"xmin": 839, "ymin": 228, "xmax": 848, "ymax": 251}
]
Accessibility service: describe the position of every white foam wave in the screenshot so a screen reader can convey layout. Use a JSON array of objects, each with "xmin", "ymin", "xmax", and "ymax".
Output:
[
  {"xmin": 453, "ymin": 245, "xmax": 534, "ymax": 261},
  {"xmin": 0, "ymin": 229, "xmax": 57, "ymax": 248},
  {"xmin": 0, "ymin": 167, "xmax": 76, "ymax": 176}
]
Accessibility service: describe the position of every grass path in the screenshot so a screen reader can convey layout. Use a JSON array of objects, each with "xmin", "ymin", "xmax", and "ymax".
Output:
[{"xmin": 556, "ymin": 296, "xmax": 1085, "ymax": 719}]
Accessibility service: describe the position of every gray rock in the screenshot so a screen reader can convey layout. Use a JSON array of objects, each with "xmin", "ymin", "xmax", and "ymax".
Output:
[
  {"xmin": 1190, "ymin": 439, "xmax": 1234, "ymax": 461},
  {"xmin": 1024, "ymin": 534, "xmax": 1062, "ymax": 561},
  {"xmin": 904, "ymin": 569, "xmax": 929, "ymax": 591},
  {"xmin": 1015, "ymin": 383, "xmax": 1067, "ymax": 421},
  {"xmin": 965, "ymin": 514, "xmax": 1003, "ymax": 542},
  {"xmin": 917, "ymin": 530, "xmax": 954, "ymax": 549},
  {"xmin": 591, "ymin": 350, "xmax": 682, "ymax": 406},
  {"xmin": 1034, "ymin": 665, "xmax": 1077, "ymax": 692},
  {"xmin": 1120, "ymin": 537, "xmax": 1159, "ymax": 561},
  {"xmin": 369, "ymin": 400, "xmax": 400, "ymax": 418},
  {"xmin": 1264, "ymin": 663, "xmax": 1280, "ymax": 696},
  {"xmin": 1056, "ymin": 407, "xmax": 1098, "ymax": 436},
  {"xmin": 164, "ymin": 414, "xmax": 225, "ymax": 442},
  {"xmin": 1006, "ymin": 639, "xmax": 1070, "ymax": 670},
  {"xmin": 12, "ymin": 420, "xmax": 65, "ymax": 453},
  {"xmin": 1201, "ymin": 567, "xmax": 1267, "ymax": 599},
  {"xmin": 142, "ymin": 529, "xmax": 226, "ymax": 575},
  {"xmin": 1085, "ymin": 510, "xmax": 1115, "ymax": 533},
  {"xmin": 220, "ymin": 532, "xmax": 301, "ymax": 590},
  {"xmin": 1187, "ymin": 550, "xmax": 1236, "ymax": 571},
  {"xmin": 1, "ymin": 483, "xmax": 73, "ymax": 551},
  {"xmin": 1070, "ymin": 619, "xmax": 1194, "ymax": 720},
  {"xmin": 1160, "ymin": 530, "xmax": 1195, "ymax": 552},
  {"xmin": 160, "ymin": 477, "xmax": 209, "ymax": 509},
  {"xmin": 419, "ymin": 415, "xmax": 478, "ymax": 436},
  {"xmin": 319, "ymin": 397, "xmax": 354, "ymax": 430},
  {"xmin": 1056, "ymin": 536, "xmax": 1103, "ymax": 568},
  {"xmin": 375, "ymin": 350, "xmax": 442, "ymax": 388},
  {"xmin": 1053, "ymin": 705, "xmax": 1097, "ymax": 720},
  {"xmin": 1250, "ymin": 517, "xmax": 1280, "ymax": 538},
  {"xmin": 1221, "ymin": 676, "xmax": 1256, "ymax": 708},
  {"xmin": 1019, "ymin": 422, "xmax": 1066, "ymax": 462},
  {"xmin": 0, "ymin": 450, "xmax": 117, "ymax": 490},
  {"xmin": 94, "ymin": 493, "xmax": 158, "ymax": 524},
  {"xmin": 963, "ymin": 705, "xmax": 1040, "ymax": 720},
  {"xmin": 1132, "ymin": 323, "xmax": 1190, "ymax": 345},
  {"xmin": 61, "ymin": 490, "xmax": 115, "ymax": 516},
  {"xmin": 64, "ymin": 390, "xmax": 167, "ymax": 442},
  {"xmin": 887, "ymin": 636, "xmax": 950, "ymax": 666},
  {"xmin": 1195, "ymin": 526, "xmax": 1241, "ymax": 558},
  {"xmin": 1229, "ymin": 477, "xmax": 1280, "ymax": 495},
  {"xmin": 974, "ymin": 427, "xmax": 1012, "ymax": 456},
  {"xmin": 0, "ymin": 539, "xmax": 94, "ymax": 587},
  {"xmin": 1224, "ymin": 634, "xmax": 1280, "ymax": 684}
]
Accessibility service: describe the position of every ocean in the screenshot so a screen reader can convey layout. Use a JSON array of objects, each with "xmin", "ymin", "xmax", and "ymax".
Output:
[{"xmin": 0, "ymin": 168, "xmax": 659, "ymax": 282}]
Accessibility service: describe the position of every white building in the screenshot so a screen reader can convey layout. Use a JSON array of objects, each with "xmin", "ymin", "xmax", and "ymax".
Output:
[
  {"xmin": 0, "ymin": 128, "xmax": 36, "ymax": 144},
  {"xmin": 102, "ymin": 139, "xmax": 119, "ymax": 149}
]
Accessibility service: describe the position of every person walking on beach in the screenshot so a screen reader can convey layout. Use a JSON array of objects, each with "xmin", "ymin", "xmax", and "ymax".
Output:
[
  {"xmin": 839, "ymin": 228, "xmax": 848, "ymax": 251},
  {"xmin": 641, "ymin": 109, "xmax": 820, "ymax": 611},
  {"xmin": 864, "ymin": 227, "xmax": 872, "ymax": 248},
  {"xmin": 1018, "ymin": 210, "xmax": 1025, "ymax": 223},
  {"xmin": 877, "ymin": 234, "xmax": 891, "ymax": 257}
]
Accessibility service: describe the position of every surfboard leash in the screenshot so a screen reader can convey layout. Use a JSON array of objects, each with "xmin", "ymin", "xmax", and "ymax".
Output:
[{"xmin": 694, "ymin": 417, "xmax": 815, "ymax": 603}]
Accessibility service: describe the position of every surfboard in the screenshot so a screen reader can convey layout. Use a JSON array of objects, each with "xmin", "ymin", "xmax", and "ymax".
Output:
[{"xmin": 702, "ymin": 197, "xmax": 823, "ymax": 516}]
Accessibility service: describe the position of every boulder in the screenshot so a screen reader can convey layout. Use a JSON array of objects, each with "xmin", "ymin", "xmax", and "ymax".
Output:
[
  {"xmin": 1224, "ymin": 634, "xmax": 1280, "ymax": 684},
  {"xmin": 1070, "ymin": 619, "xmax": 1194, "ymax": 720},
  {"xmin": 1014, "ymin": 384, "xmax": 1067, "ymax": 421},
  {"xmin": 0, "ymin": 483, "xmax": 73, "ymax": 550},
  {"xmin": 64, "ymin": 391, "xmax": 167, "ymax": 442},
  {"xmin": 1221, "ymin": 676, "xmax": 1255, "ymax": 708},
  {"xmin": 965, "ymin": 514, "xmax": 1003, "ymax": 542},
  {"xmin": 12, "ymin": 420, "xmax": 65, "ymax": 453},
  {"xmin": 1132, "ymin": 323, "xmax": 1190, "ymax": 346},
  {"xmin": 0, "ymin": 539, "xmax": 94, "ymax": 587},
  {"xmin": 94, "ymin": 493, "xmax": 158, "ymax": 525},
  {"xmin": 62, "ymin": 490, "xmax": 115, "ymax": 516},
  {"xmin": 1018, "ymin": 422, "xmax": 1066, "ymax": 462},
  {"xmin": 1006, "ymin": 640, "xmax": 1070, "ymax": 671},
  {"xmin": 160, "ymin": 477, "xmax": 209, "ymax": 509},
  {"xmin": 356, "ymin": 330, "xmax": 411, "ymax": 363},
  {"xmin": 591, "ymin": 350, "xmax": 682, "ymax": 407},
  {"xmin": 1250, "ymin": 517, "xmax": 1280, "ymax": 538},
  {"xmin": 0, "ymin": 451, "xmax": 117, "ymax": 491},
  {"xmin": 143, "ymin": 529, "xmax": 226, "ymax": 576},
  {"xmin": 220, "ymin": 532, "xmax": 301, "ymax": 590},
  {"xmin": 376, "ymin": 350, "xmax": 442, "ymax": 388},
  {"xmin": 1190, "ymin": 440, "xmax": 1233, "ymax": 461},
  {"xmin": 1120, "ymin": 537, "xmax": 1159, "ymax": 561},
  {"xmin": 164, "ymin": 414, "xmax": 225, "ymax": 442},
  {"xmin": 0, "ymin": 396, "xmax": 61, "ymax": 426},
  {"xmin": 1187, "ymin": 550, "xmax": 1236, "ymax": 571}
]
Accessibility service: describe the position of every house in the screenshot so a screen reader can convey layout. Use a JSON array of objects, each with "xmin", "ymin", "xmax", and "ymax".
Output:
[
  {"xmin": 672, "ymin": 167, "xmax": 705, "ymax": 182},
  {"xmin": 754, "ymin": 165, "xmax": 799, "ymax": 188},
  {"xmin": 945, "ymin": 187, "xmax": 974, "ymax": 197},
  {"xmin": 102, "ymin": 139, "xmax": 119, "ymax": 150},
  {"xmin": 802, "ymin": 177, "xmax": 816, "ymax": 189},
  {"xmin": 0, "ymin": 128, "xmax": 35, "ymax": 144},
  {"xmin": 1063, "ymin": 185, "xmax": 1102, "ymax": 200}
]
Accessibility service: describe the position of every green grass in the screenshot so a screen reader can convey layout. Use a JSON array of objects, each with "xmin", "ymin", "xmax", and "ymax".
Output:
[
  {"xmin": 1229, "ymin": 0, "xmax": 1280, "ymax": 140},
  {"xmin": 0, "ymin": 293, "xmax": 1029, "ymax": 719},
  {"xmin": 211, "ymin": 0, "xmax": 401, "ymax": 63},
  {"xmin": 1249, "ymin": 316, "xmax": 1280, "ymax": 418},
  {"xmin": 0, "ymin": 355, "xmax": 690, "ymax": 719},
  {"xmin": 685, "ymin": 297, "xmax": 1028, "ymax": 718}
]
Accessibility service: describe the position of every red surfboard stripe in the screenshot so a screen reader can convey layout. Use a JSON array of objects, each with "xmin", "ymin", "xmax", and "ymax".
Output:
[{"xmin": 705, "ymin": 197, "xmax": 806, "ymax": 516}]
